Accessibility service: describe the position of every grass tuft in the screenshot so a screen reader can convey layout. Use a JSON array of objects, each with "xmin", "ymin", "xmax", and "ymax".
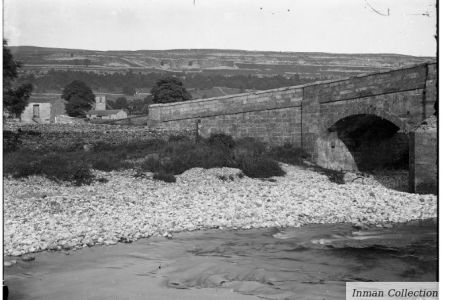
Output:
[{"xmin": 238, "ymin": 155, "xmax": 286, "ymax": 178}]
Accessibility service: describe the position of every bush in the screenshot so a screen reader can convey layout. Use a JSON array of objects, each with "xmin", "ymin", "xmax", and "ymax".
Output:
[
  {"xmin": 141, "ymin": 140, "xmax": 235, "ymax": 175},
  {"xmin": 39, "ymin": 154, "xmax": 95, "ymax": 185},
  {"xmin": 238, "ymin": 155, "xmax": 285, "ymax": 178},
  {"xmin": 268, "ymin": 143, "xmax": 309, "ymax": 165},
  {"xmin": 208, "ymin": 133, "xmax": 235, "ymax": 149},
  {"xmin": 139, "ymin": 137, "xmax": 295, "ymax": 179},
  {"xmin": 141, "ymin": 157, "xmax": 162, "ymax": 172},
  {"xmin": 3, "ymin": 151, "xmax": 95, "ymax": 185},
  {"xmin": 4, "ymin": 152, "xmax": 41, "ymax": 178},
  {"xmin": 153, "ymin": 172, "xmax": 176, "ymax": 183},
  {"xmin": 91, "ymin": 156, "xmax": 123, "ymax": 171},
  {"xmin": 3, "ymin": 130, "xmax": 22, "ymax": 153},
  {"xmin": 70, "ymin": 164, "xmax": 95, "ymax": 186},
  {"xmin": 21, "ymin": 130, "xmax": 41, "ymax": 136},
  {"xmin": 39, "ymin": 154, "xmax": 70, "ymax": 181},
  {"xmin": 172, "ymin": 142, "xmax": 233, "ymax": 173},
  {"xmin": 5, "ymin": 130, "xmax": 293, "ymax": 184},
  {"xmin": 89, "ymin": 139, "xmax": 167, "ymax": 166},
  {"xmin": 234, "ymin": 137, "xmax": 266, "ymax": 159}
]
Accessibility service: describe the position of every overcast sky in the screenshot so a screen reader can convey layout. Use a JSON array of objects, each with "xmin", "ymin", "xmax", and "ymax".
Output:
[{"xmin": 3, "ymin": 0, "xmax": 436, "ymax": 56}]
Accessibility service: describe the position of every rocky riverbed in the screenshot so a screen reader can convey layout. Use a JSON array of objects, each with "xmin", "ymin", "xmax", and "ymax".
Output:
[{"xmin": 3, "ymin": 164, "xmax": 436, "ymax": 257}]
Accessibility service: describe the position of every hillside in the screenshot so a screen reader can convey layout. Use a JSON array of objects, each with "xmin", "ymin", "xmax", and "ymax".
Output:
[{"xmin": 10, "ymin": 46, "xmax": 434, "ymax": 77}]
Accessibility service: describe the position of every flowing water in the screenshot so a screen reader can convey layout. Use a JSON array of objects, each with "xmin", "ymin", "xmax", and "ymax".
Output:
[{"xmin": 4, "ymin": 219, "xmax": 437, "ymax": 300}]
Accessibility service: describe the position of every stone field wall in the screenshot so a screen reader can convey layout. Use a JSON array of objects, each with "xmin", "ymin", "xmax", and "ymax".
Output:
[{"xmin": 4, "ymin": 123, "xmax": 195, "ymax": 151}]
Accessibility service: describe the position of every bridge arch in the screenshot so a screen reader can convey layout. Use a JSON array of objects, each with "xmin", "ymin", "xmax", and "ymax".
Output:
[
  {"xmin": 323, "ymin": 107, "xmax": 410, "ymax": 134},
  {"xmin": 317, "ymin": 112, "xmax": 410, "ymax": 172}
]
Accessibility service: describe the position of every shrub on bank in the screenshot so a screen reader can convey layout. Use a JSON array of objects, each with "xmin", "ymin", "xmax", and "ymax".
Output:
[
  {"xmin": 268, "ymin": 143, "xmax": 310, "ymax": 165},
  {"xmin": 3, "ymin": 131, "xmax": 22, "ymax": 153},
  {"xmin": 157, "ymin": 141, "xmax": 234, "ymax": 174},
  {"xmin": 233, "ymin": 137, "xmax": 266, "ymax": 158},
  {"xmin": 91, "ymin": 156, "xmax": 127, "ymax": 172},
  {"xmin": 4, "ymin": 152, "xmax": 95, "ymax": 185},
  {"xmin": 208, "ymin": 133, "xmax": 235, "ymax": 149},
  {"xmin": 153, "ymin": 172, "xmax": 176, "ymax": 183},
  {"xmin": 68, "ymin": 164, "xmax": 96, "ymax": 186},
  {"xmin": 4, "ymin": 129, "xmax": 311, "ymax": 184},
  {"xmin": 3, "ymin": 151, "xmax": 40, "ymax": 178},
  {"xmin": 238, "ymin": 155, "xmax": 286, "ymax": 178},
  {"xmin": 140, "ymin": 135, "xmax": 286, "ymax": 179},
  {"xmin": 141, "ymin": 157, "xmax": 162, "ymax": 172}
]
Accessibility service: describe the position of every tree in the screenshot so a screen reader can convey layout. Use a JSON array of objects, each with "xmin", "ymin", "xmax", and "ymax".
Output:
[
  {"xmin": 143, "ymin": 94, "xmax": 153, "ymax": 105},
  {"xmin": 62, "ymin": 80, "xmax": 95, "ymax": 117},
  {"xmin": 130, "ymin": 95, "xmax": 154, "ymax": 114},
  {"xmin": 127, "ymin": 99, "xmax": 146, "ymax": 115},
  {"xmin": 114, "ymin": 97, "xmax": 128, "ymax": 109},
  {"xmin": 151, "ymin": 77, "xmax": 192, "ymax": 104},
  {"xmin": 3, "ymin": 39, "xmax": 33, "ymax": 117},
  {"xmin": 4, "ymin": 84, "xmax": 33, "ymax": 117}
]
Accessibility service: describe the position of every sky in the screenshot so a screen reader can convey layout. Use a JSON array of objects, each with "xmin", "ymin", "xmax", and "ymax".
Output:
[{"xmin": 3, "ymin": 0, "xmax": 437, "ymax": 56}]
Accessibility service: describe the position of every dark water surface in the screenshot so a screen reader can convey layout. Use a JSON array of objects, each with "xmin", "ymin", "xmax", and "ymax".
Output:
[{"xmin": 4, "ymin": 219, "xmax": 437, "ymax": 300}]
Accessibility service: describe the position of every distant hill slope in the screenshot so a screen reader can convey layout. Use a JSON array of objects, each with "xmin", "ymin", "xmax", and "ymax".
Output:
[{"xmin": 10, "ymin": 46, "xmax": 435, "ymax": 77}]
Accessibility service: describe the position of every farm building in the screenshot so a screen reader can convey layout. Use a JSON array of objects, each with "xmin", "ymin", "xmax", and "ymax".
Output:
[
  {"xmin": 86, "ymin": 109, "xmax": 128, "ymax": 120},
  {"xmin": 20, "ymin": 97, "xmax": 67, "ymax": 124}
]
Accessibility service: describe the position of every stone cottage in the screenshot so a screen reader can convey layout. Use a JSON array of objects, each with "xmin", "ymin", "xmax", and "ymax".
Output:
[{"xmin": 20, "ymin": 97, "xmax": 66, "ymax": 123}]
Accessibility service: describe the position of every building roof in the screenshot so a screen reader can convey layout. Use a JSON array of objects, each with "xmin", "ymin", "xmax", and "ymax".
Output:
[{"xmin": 87, "ymin": 109, "xmax": 126, "ymax": 116}]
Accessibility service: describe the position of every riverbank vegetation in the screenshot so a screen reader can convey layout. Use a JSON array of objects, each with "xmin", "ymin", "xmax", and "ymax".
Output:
[{"xmin": 4, "ymin": 128, "xmax": 309, "ymax": 184}]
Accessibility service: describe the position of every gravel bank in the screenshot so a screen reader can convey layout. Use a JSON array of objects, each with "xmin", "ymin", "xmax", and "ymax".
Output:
[{"xmin": 3, "ymin": 164, "xmax": 436, "ymax": 256}]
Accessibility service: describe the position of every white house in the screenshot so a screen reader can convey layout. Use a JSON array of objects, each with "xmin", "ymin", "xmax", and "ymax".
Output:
[{"xmin": 86, "ymin": 109, "xmax": 128, "ymax": 120}]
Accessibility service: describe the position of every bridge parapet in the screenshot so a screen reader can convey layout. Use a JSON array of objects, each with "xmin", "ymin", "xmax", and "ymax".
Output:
[
  {"xmin": 149, "ymin": 85, "xmax": 304, "ymax": 125},
  {"xmin": 149, "ymin": 62, "xmax": 435, "ymax": 128},
  {"xmin": 303, "ymin": 63, "xmax": 428, "ymax": 104}
]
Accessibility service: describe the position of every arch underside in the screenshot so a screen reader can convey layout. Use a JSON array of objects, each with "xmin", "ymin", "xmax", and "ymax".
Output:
[
  {"xmin": 325, "ymin": 108, "xmax": 409, "ymax": 134},
  {"xmin": 317, "ymin": 114, "xmax": 409, "ymax": 172}
]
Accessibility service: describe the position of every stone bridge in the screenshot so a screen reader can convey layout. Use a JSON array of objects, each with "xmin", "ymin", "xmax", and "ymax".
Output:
[{"xmin": 148, "ymin": 63, "xmax": 437, "ymax": 193}]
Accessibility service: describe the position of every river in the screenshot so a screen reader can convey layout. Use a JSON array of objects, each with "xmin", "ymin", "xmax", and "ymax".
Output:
[{"xmin": 4, "ymin": 218, "xmax": 437, "ymax": 300}]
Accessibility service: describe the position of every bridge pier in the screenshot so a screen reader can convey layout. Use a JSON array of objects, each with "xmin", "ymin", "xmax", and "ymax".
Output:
[{"xmin": 409, "ymin": 118, "xmax": 437, "ymax": 194}]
